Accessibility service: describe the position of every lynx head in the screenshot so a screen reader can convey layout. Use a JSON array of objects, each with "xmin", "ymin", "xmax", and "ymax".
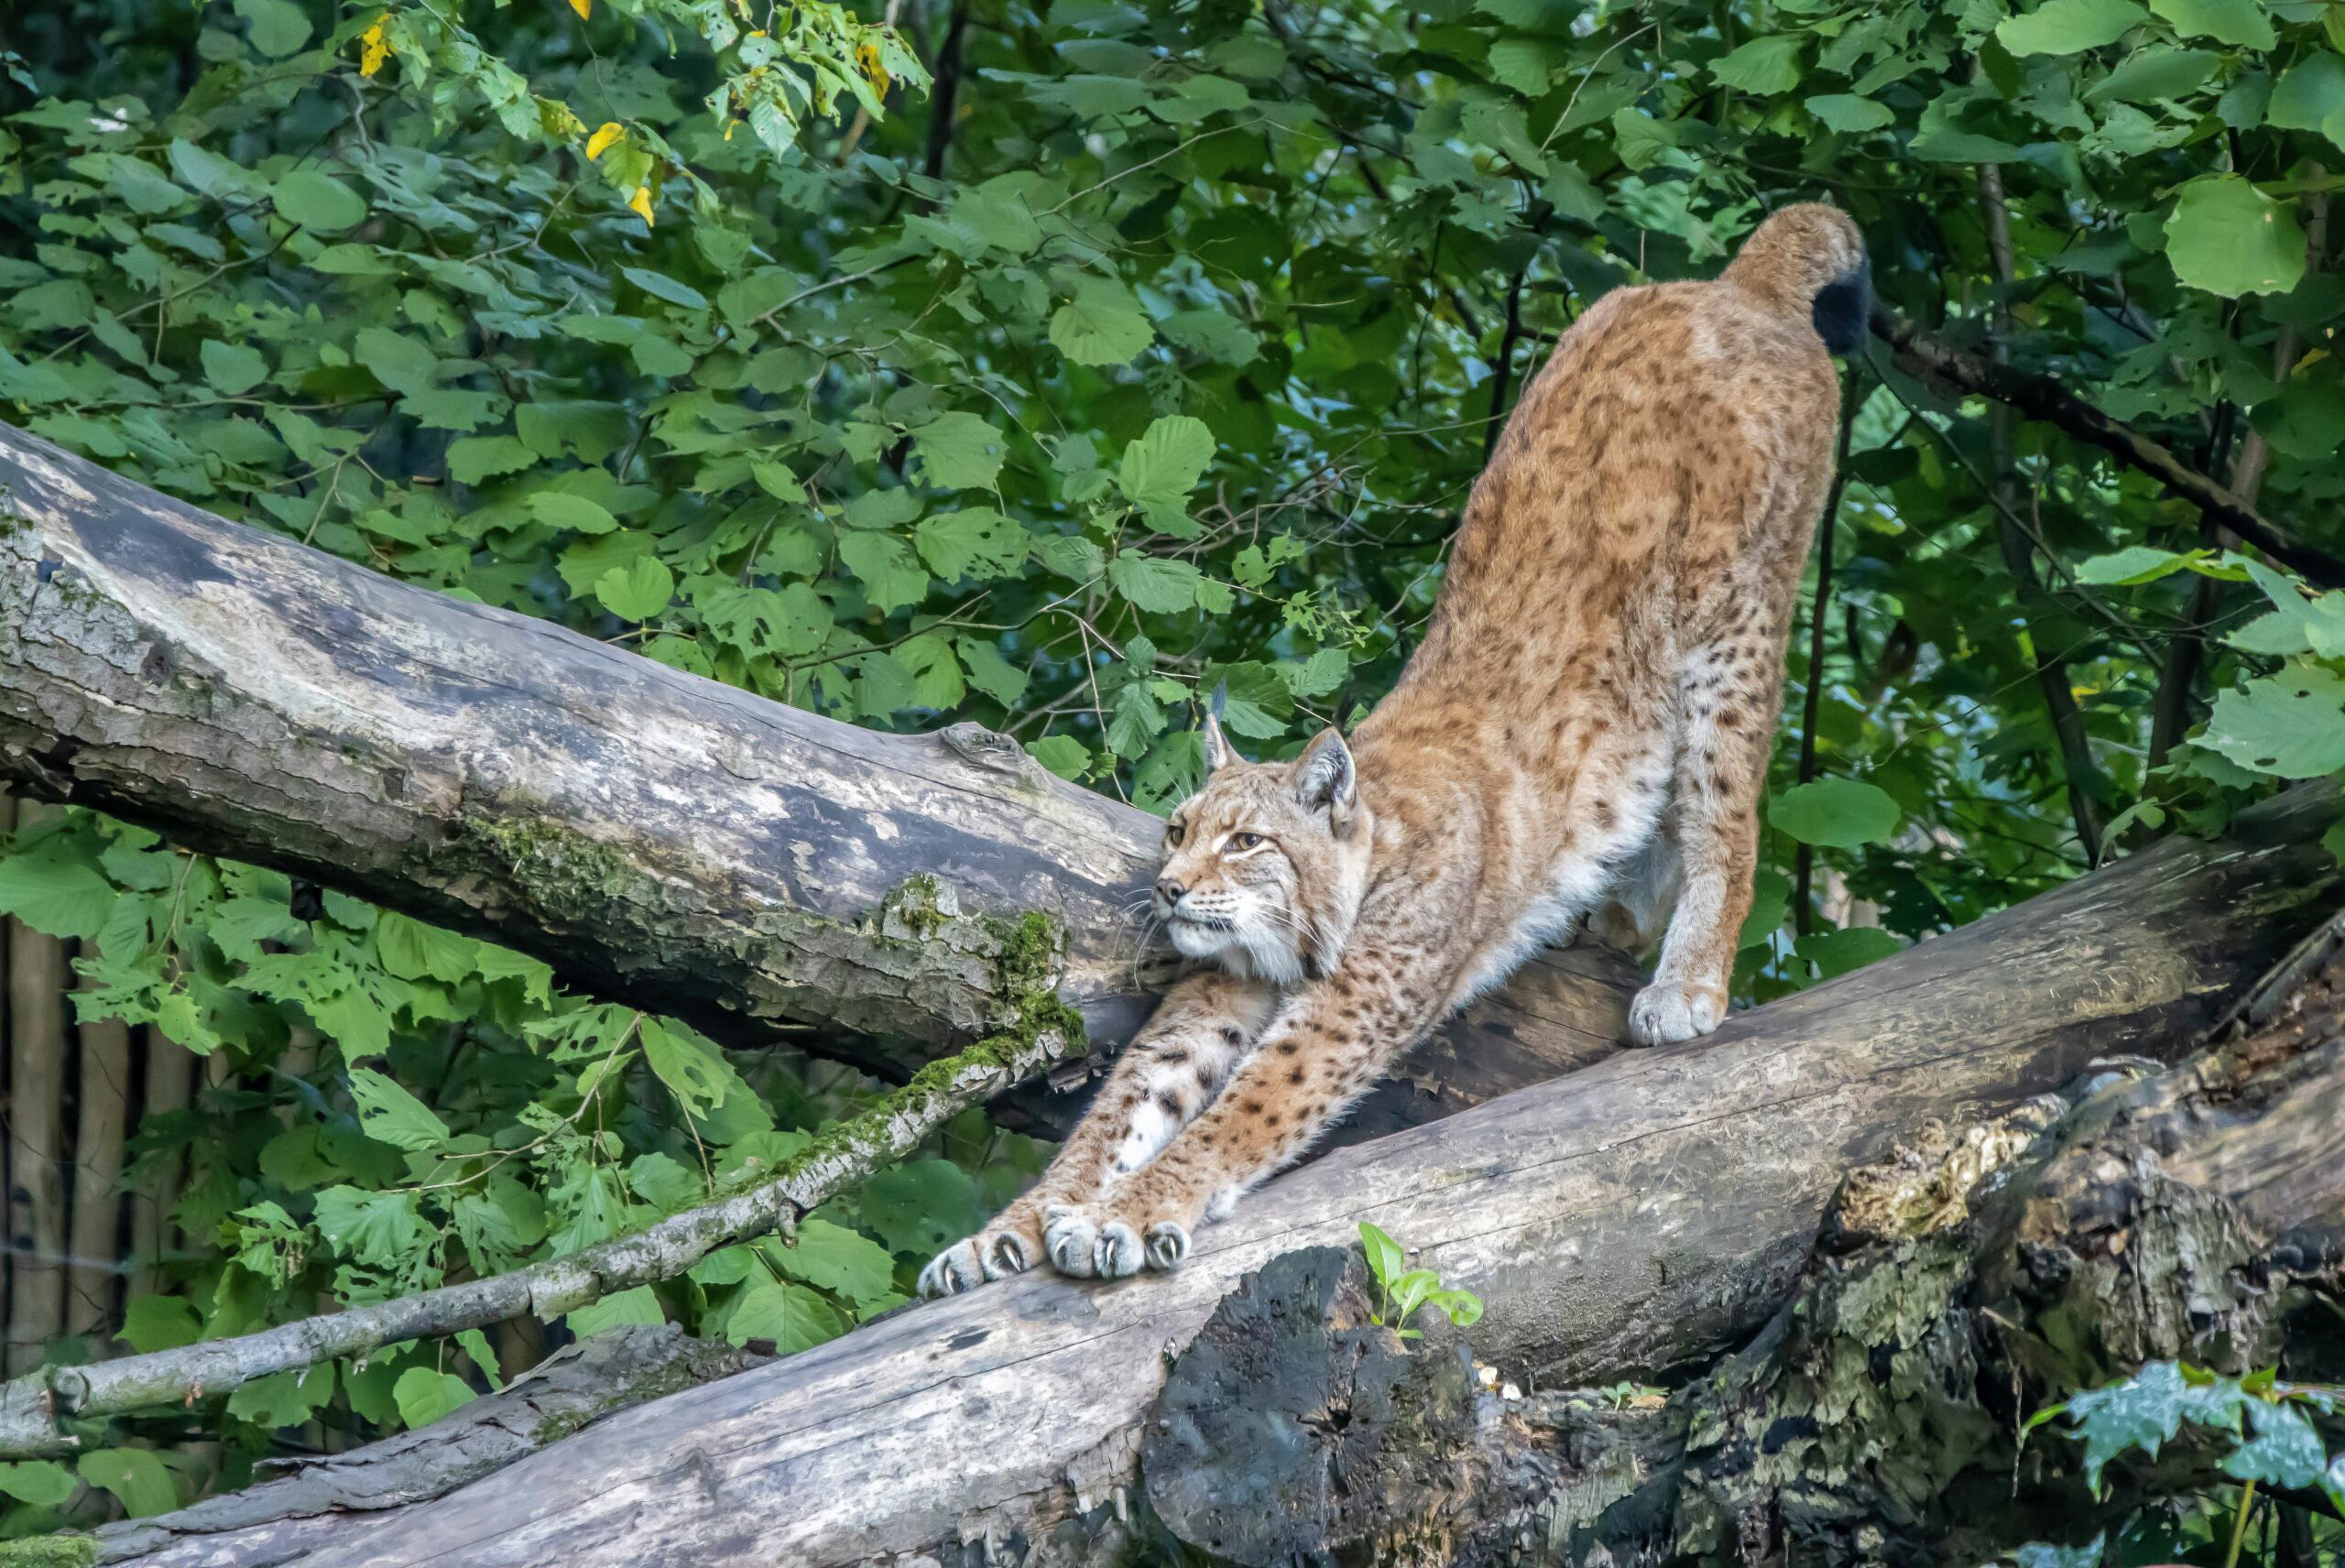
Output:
[{"xmin": 1152, "ymin": 715, "xmax": 1375, "ymax": 985}]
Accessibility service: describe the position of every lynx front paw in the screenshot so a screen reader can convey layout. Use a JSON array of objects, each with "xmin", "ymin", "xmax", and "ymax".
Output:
[
  {"xmin": 917, "ymin": 1214, "xmax": 1042, "ymax": 1298},
  {"xmin": 1629, "ymin": 979, "xmax": 1724, "ymax": 1047},
  {"xmin": 1044, "ymin": 1205, "xmax": 1184, "ymax": 1279}
]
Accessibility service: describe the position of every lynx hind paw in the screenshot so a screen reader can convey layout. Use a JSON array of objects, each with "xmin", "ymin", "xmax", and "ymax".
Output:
[
  {"xmin": 1044, "ymin": 1205, "xmax": 1099, "ymax": 1278},
  {"xmin": 1629, "ymin": 980, "xmax": 1725, "ymax": 1047},
  {"xmin": 918, "ymin": 1239, "xmax": 987, "ymax": 1299},
  {"xmin": 1145, "ymin": 1221, "xmax": 1190, "ymax": 1271}
]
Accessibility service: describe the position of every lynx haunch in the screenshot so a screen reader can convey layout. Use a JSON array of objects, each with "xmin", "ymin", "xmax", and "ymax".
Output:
[{"xmin": 922, "ymin": 202, "xmax": 1868, "ymax": 1296}]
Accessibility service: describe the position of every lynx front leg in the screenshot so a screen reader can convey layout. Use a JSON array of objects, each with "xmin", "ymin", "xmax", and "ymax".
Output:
[
  {"xmin": 1044, "ymin": 943, "xmax": 1453, "ymax": 1279},
  {"xmin": 1631, "ymin": 640, "xmax": 1778, "ymax": 1046},
  {"xmin": 917, "ymin": 970, "xmax": 1277, "ymax": 1297}
]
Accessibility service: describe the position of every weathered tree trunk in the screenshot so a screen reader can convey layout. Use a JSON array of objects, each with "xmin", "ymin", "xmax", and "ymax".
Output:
[
  {"xmin": 65, "ymin": 972, "xmax": 130, "ymax": 1346},
  {"xmin": 5, "ymin": 800, "xmax": 69, "ymax": 1377},
  {"xmin": 0, "ymin": 424, "xmax": 1634, "ymax": 1139},
  {"xmin": 79, "ymin": 787, "xmax": 2339, "ymax": 1567}
]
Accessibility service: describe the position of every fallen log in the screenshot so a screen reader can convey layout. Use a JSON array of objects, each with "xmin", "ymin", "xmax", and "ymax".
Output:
[
  {"xmin": 85, "ymin": 785, "xmax": 2339, "ymax": 1566},
  {"xmin": 0, "ymin": 424, "xmax": 1634, "ymax": 1138}
]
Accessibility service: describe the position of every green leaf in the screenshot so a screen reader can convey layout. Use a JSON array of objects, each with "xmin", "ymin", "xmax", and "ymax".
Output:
[
  {"xmin": 2223, "ymin": 1398, "xmax": 2329, "ymax": 1488},
  {"xmin": 1118, "ymin": 415, "xmax": 1217, "ymax": 534},
  {"xmin": 78, "ymin": 1449, "xmax": 178, "ymax": 1518},
  {"xmin": 1806, "ymin": 94, "xmax": 1895, "ymax": 132},
  {"xmin": 529, "ymin": 493, "xmax": 619, "ymax": 535},
  {"xmin": 234, "ymin": 0, "xmax": 313, "ymax": 56},
  {"xmin": 226, "ymin": 1364, "xmax": 334, "ymax": 1428},
  {"xmin": 1767, "ymin": 779, "xmax": 1903, "ymax": 848},
  {"xmin": 568, "ymin": 1284, "xmax": 666, "ymax": 1337},
  {"xmin": 836, "ymin": 531, "xmax": 931, "ymax": 615},
  {"xmin": 1793, "ymin": 927, "xmax": 1904, "ymax": 980},
  {"xmin": 1107, "ymin": 550, "xmax": 1201, "ymax": 613},
  {"xmin": 2266, "ymin": 52, "xmax": 2345, "ymax": 131},
  {"xmin": 271, "ymin": 169, "xmax": 365, "ymax": 233},
  {"xmin": 0, "ymin": 834, "xmax": 116, "ymax": 940},
  {"xmin": 447, "ymin": 435, "xmax": 539, "ymax": 485},
  {"xmin": 391, "ymin": 1367, "xmax": 477, "ymax": 1429},
  {"xmin": 1996, "ymin": 0, "xmax": 2148, "ymax": 55},
  {"xmin": 1026, "ymin": 735, "xmax": 1092, "ymax": 780},
  {"xmin": 354, "ymin": 327, "xmax": 442, "ymax": 398},
  {"xmin": 312, "ymin": 1184, "xmax": 429, "ymax": 1266},
  {"xmin": 1710, "ymin": 35, "xmax": 1805, "ymax": 93},
  {"xmin": 909, "ymin": 410, "xmax": 1008, "ymax": 491},
  {"xmin": 2203, "ymin": 665, "xmax": 2345, "ymax": 777},
  {"xmin": 347, "ymin": 1066, "xmax": 453, "ymax": 1151},
  {"xmin": 915, "ymin": 507, "xmax": 1029, "ymax": 581},
  {"xmin": 857, "ymin": 1159, "xmax": 983, "ymax": 1255},
  {"xmin": 117, "ymin": 1294, "xmax": 201, "ymax": 1354},
  {"xmin": 2075, "ymin": 545, "xmax": 2205, "ymax": 584},
  {"xmin": 639, "ymin": 1018, "xmax": 750, "ymax": 1116},
  {"xmin": 594, "ymin": 556, "xmax": 676, "ymax": 620},
  {"xmin": 769, "ymin": 1218, "xmax": 896, "ymax": 1305},
  {"xmin": 2146, "ymin": 0, "xmax": 2273, "ymax": 46},
  {"xmin": 375, "ymin": 909, "xmax": 478, "ymax": 983},
  {"xmin": 1358, "ymin": 1220, "xmax": 1405, "ymax": 1288},
  {"xmin": 727, "ymin": 1279, "xmax": 845, "ymax": 1353},
  {"xmin": 200, "ymin": 340, "xmax": 267, "ymax": 396},
  {"xmin": 2165, "ymin": 177, "xmax": 2307, "ymax": 296},
  {"xmin": 1049, "ymin": 277, "xmax": 1153, "ymax": 365},
  {"xmin": 2064, "ymin": 1360, "xmax": 2191, "ymax": 1486},
  {"xmin": 620, "ymin": 266, "xmax": 710, "ymax": 310},
  {"xmin": 0, "ymin": 1460, "xmax": 78, "ymax": 1507}
]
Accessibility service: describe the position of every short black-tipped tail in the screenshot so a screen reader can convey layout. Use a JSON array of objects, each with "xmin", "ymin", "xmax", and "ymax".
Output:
[{"xmin": 1810, "ymin": 251, "xmax": 1870, "ymax": 356}]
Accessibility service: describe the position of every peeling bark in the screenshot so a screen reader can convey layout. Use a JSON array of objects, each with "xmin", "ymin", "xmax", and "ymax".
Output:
[
  {"xmin": 73, "ymin": 789, "xmax": 2334, "ymax": 1567},
  {"xmin": 0, "ymin": 425, "xmax": 1634, "ymax": 1139}
]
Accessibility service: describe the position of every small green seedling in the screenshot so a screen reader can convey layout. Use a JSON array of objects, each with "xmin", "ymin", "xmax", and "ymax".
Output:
[{"xmin": 1358, "ymin": 1220, "xmax": 1484, "ymax": 1340}]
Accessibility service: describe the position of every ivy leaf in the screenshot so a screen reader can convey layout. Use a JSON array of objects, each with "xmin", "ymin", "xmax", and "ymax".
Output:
[
  {"xmin": 391, "ymin": 1367, "xmax": 476, "ymax": 1430},
  {"xmin": 347, "ymin": 1066, "xmax": 453, "ymax": 1151},
  {"xmin": 1995, "ymin": 0, "xmax": 2148, "ymax": 55},
  {"xmin": 1767, "ymin": 779, "xmax": 1902, "ymax": 848},
  {"xmin": 2203, "ymin": 665, "xmax": 2345, "ymax": 778},
  {"xmin": 2165, "ymin": 177, "xmax": 2307, "ymax": 298},
  {"xmin": 2064, "ymin": 1360, "xmax": 2190, "ymax": 1486},
  {"xmin": 1049, "ymin": 277, "xmax": 1153, "ymax": 365},
  {"xmin": 2222, "ymin": 1399, "xmax": 2329, "ymax": 1488}
]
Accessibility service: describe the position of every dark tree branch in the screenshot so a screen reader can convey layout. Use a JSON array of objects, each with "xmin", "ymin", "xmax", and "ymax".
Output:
[{"xmin": 1869, "ymin": 305, "xmax": 2345, "ymax": 590}]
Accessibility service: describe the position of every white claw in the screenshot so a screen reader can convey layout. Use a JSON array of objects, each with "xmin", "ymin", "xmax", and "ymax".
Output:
[
  {"xmin": 1044, "ymin": 1208, "xmax": 1100, "ymax": 1277},
  {"xmin": 918, "ymin": 1239, "xmax": 984, "ymax": 1299},
  {"xmin": 1145, "ymin": 1222, "xmax": 1190, "ymax": 1271},
  {"xmin": 1093, "ymin": 1221, "xmax": 1143, "ymax": 1279}
]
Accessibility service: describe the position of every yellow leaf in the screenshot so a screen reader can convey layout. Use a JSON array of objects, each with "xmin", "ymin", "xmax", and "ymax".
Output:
[
  {"xmin": 569, "ymin": 0, "xmax": 590, "ymax": 16},
  {"xmin": 585, "ymin": 122, "xmax": 625, "ymax": 160},
  {"xmin": 628, "ymin": 184, "xmax": 656, "ymax": 227},
  {"xmin": 856, "ymin": 40, "xmax": 889, "ymax": 93},
  {"xmin": 359, "ymin": 17, "xmax": 391, "ymax": 76}
]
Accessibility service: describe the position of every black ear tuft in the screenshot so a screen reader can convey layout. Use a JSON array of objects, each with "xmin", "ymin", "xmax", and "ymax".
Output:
[{"xmin": 1812, "ymin": 252, "xmax": 1871, "ymax": 356}]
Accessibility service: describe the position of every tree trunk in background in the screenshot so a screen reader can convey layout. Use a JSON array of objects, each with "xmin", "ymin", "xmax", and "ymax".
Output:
[
  {"xmin": 0, "ymin": 422, "xmax": 1636, "ymax": 1145},
  {"xmin": 66, "ymin": 969, "xmax": 130, "ymax": 1347},
  {"xmin": 5, "ymin": 800, "xmax": 69, "ymax": 1377},
  {"xmin": 127, "ymin": 1027, "xmax": 194, "ymax": 1302},
  {"xmin": 82, "ymin": 787, "xmax": 2340, "ymax": 1567}
]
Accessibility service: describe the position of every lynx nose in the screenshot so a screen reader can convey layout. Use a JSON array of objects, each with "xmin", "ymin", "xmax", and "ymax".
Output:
[{"xmin": 1154, "ymin": 877, "xmax": 1186, "ymax": 907}]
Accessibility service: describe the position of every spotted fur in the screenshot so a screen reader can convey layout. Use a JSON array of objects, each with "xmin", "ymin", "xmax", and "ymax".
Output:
[{"xmin": 920, "ymin": 203, "xmax": 1863, "ymax": 1296}]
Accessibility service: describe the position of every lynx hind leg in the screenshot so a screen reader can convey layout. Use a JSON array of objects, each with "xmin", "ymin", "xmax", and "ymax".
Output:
[
  {"xmin": 918, "ymin": 971, "xmax": 1278, "ymax": 1297},
  {"xmin": 1586, "ymin": 827, "xmax": 1681, "ymax": 955},
  {"xmin": 1631, "ymin": 638, "xmax": 1776, "ymax": 1047}
]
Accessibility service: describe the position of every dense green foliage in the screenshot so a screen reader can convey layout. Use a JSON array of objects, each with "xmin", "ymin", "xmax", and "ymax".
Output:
[{"xmin": 3, "ymin": 0, "xmax": 2344, "ymax": 1538}]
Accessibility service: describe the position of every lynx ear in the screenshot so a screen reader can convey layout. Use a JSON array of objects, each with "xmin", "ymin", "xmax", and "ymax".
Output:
[
  {"xmin": 1292, "ymin": 726, "xmax": 1358, "ymax": 826},
  {"xmin": 1201, "ymin": 710, "xmax": 1236, "ymax": 773}
]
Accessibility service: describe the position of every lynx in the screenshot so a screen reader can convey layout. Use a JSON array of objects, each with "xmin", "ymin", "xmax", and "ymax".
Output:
[{"xmin": 922, "ymin": 202, "xmax": 1868, "ymax": 1296}]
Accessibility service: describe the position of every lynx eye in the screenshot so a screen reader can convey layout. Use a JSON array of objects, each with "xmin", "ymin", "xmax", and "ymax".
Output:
[
  {"xmin": 1165, "ymin": 822, "xmax": 1185, "ymax": 847},
  {"xmin": 1226, "ymin": 832, "xmax": 1265, "ymax": 852}
]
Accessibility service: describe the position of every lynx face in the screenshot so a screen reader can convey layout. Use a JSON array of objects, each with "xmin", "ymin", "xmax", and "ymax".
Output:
[{"xmin": 1153, "ymin": 722, "xmax": 1373, "ymax": 986}]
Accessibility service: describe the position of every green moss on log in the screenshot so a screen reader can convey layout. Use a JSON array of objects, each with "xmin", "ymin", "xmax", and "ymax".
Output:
[{"xmin": 0, "ymin": 1536, "xmax": 95, "ymax": 1567}]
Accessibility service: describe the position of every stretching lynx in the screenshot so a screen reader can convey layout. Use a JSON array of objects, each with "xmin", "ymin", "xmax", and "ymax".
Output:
[{"xmin": 922, "ymin": 203, "xmax": 1867, "ymax": 1295}]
